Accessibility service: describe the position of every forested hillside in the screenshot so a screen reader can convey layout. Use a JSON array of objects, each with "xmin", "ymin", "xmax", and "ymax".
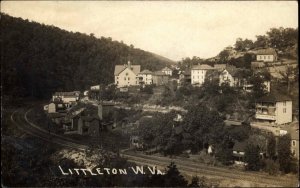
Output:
[{"xmin": 1, "ymin": 14, "xmax": 174, "ymax": 99}]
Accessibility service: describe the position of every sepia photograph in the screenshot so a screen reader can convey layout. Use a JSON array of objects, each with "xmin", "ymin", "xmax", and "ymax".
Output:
[{"xmin": 1, "ymin": 1, "xmax": 299, "ymax": 187}]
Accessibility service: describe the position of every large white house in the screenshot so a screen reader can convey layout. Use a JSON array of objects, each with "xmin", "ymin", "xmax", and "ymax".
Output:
[
  {"xmin": 191, "ymin": 64, "xmax": 226, "ymax": 86},
  {"xmin": 138, "ymin": 69, "xmax": 153, "ymax": 85},
  {"xmin": 114, "ymin": 61, "xmax": 141, "ymax": 88},
  {"xmin": 254, "ymin": 93, "xmax": 292, "ymax": 125}
]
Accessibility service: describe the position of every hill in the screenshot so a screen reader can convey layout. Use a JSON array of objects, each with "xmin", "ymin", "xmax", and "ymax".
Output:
[{"xmin": 1, "ymin": 13, "xmax": 175, "ymax": 99}]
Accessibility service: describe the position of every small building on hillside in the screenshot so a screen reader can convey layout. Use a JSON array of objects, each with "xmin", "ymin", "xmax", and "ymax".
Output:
[
  {"xmin": 280, "ymin": 122, "xmax": 299, "ymax": 159},
  {"xmin": 256, "ymin": 48, "xmax": 278, "ymax": 62},
  {"xmin": 48, "ymin": 101, "xmax": 67, "ymax": 113},
  {"xmin": 114, "ymin": 61, "xmax": 141, "ymax": 88},
  {"xmin": 219, "ymin": 65, "xmax": 241, "ymax": 87},
  {"xmin": 178, "ymin": 69, "xmax": 191, "ymax": 85},
  {"xmin": 161, "ymin": 67, "xmax": 173, "ymax": 76},
  {"xmin": 253, "ymin": 93, "xmax": 292, "ymax": 126},
  {"xmin": 52, "ymin": 91, "xmax": 80, "ymax": 104},
  {"xmin": 152, "ymin": 71, "xmax": 169, "ymax": 86},
  {"xmin": 137, "ymin": 69, "xmax": 153, "ymax": 86}
]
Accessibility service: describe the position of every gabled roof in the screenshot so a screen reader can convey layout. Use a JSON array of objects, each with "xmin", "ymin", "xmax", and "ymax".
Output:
[
  {"xmin": 162, "ymin": 67, "xmax": 172, "ymax": 71},
  {"xmin": 214, "ymin": 64, "xmax": 226, "ymax": 70},
  {"xmin": 114, "ymin": 64, "xmax": 141, "ymax": 75},
  {"xmin": 223, "ymin": 65, "xmax": 240, "ymax": 77},
  {"xmin": 153, "ymin": 71, "xmax": 168, "ymax": 76},
  {"xmin": 54, "ymin": 91, "xmax": 80, "ymax": 97},
  {"xmin": 256, "ymin": 48, "xmax": 277, "ymax": 55},
  {"xmin": 257, "ymin": 93, "xmax": 292, "ymax": 103},
  {"xmin": 192, "ymin": 64, "xmax": 215, "ymax": 70},
  {"xmin": 233, "ymin": 141, "xmax": 247, "ymax": 152},
  {"xmin": 139, "ymin": 69, "xmax": 153, "ymax": 75}
]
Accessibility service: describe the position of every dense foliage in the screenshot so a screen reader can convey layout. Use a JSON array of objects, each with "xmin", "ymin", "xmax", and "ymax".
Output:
[{"xmin": 1, "ymin": 13, "xmax": 174, "ymax": 99}]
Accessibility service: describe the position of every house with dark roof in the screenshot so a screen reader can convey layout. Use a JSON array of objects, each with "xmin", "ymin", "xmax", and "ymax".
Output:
[
  {"xmin": 114, "ymin": 61, "xmax": 141, "ymax": 88},
  {"xmin": 253, "ymin": 93, "xmax": 292, "ymax": 125},
  {"xmin": 137, "ymin": 69, "xmax": 153, "ymax": 86},
  {"xmin": 280, "ymin": 122, "xmax": 299, "ymax": 159},
  {"xmin": 179, "ymin": 69, "xmax": 191, "ymax": 85},
  {"xmin": 161, "ymin": 67, "xmax": 173, "ymax": 76},
  {"xmin": 152, "ymin": 71, "xmax": 170, "ymax": 86},
  {"xmin": 219, "ymin": 65, "xmax": 241, "ymax": 87},
  {"xmin": 255, "ymin": 48, "xmax": 278, "ymax": 62}
]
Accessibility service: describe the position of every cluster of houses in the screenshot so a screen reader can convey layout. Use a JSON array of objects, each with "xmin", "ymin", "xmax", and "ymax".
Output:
[
  {"xmin": 112, "ymin": 48, "xmax": 298, "ymax": 162},
  {"xmin": 44, "ymin": 90, "xmax": 115, "ymax": 137}
]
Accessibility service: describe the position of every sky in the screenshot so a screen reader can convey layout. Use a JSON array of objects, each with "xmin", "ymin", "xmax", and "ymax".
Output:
[{"xmin": 1, "ymin": 1, "xmax": 298, "ymax": 61}]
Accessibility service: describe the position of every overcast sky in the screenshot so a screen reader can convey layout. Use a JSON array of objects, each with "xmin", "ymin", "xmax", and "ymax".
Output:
[{"xmin": 1, "ymin": 1, "xmax": 298, "ymax": 61}]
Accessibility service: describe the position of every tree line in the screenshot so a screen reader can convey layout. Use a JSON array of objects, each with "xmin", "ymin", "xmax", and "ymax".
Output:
[{"xmin": 1, "ymin": 13, "xmax": 173, "ymax": 99}]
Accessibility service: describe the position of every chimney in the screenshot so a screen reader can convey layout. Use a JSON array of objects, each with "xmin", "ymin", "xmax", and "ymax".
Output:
[
  {"xmin": 98, "ymin": 104, "xmax": 103, "ymax": 120},
  {"xmin": 128, "ymin": 60, "xmax": 131, "ymax": 69}
]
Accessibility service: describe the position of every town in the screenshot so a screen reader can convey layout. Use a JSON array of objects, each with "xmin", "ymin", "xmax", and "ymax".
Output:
[
  {"xmin": 1, "ymin": 3, "xmax": 298, "ymax": 187},
  {"xmin": 42, "ymin": 46, "xmax": 298, "ymax": 174}
]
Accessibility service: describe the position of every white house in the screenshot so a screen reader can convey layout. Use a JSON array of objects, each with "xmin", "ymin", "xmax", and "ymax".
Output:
[
  {"xmin": 161, "ymin": 67, "xmax": 172, "ymax": 76},
  {"xmin": 219, "ymin": 65, "xmax": 240, "ymax": 87},
  {"xmin": 254, "ymin": 93, "xmax": 292, "ymax": 125},
  {"xmin": 191, "ymin": 64, "xmax": 226, "ymax": 86},
  {"xmin": 90, "ymin": 85, "xmax": 100, "ymax": 91},
  {"xmin": 138, "ymin": 69, "xmax": 153, "ymax": 85},
  {"xmin": 114, "ymin": 61, "xmax": 141, "ymax": 88},
  {"xmin": 256, "ymin": 48, "xmax": 278, "ymax": 62}
]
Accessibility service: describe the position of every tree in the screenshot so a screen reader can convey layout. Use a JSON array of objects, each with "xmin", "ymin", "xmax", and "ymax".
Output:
[
  {"xmin": 234, "ymin": 38, "xmax": 254, "ymax": 51},
  {"xmin": 254, "ymin": 35, "xmax": 269, "ymax": 48},
  {"xmin": 189, "ymin": 176, "xmax": 200, "ymax": 187},
  {"xmin": 163, "ymin": 162, "xmax": 188, "ymax": 187},
  {"xmin": 244, "ymin": 143, "xmax": 261, "ymax": 171},
  {"xmin": 219, "ymin": 50, "xmax": 230, "ymax": 63},
  {"xmin": 279, "ymin": 65, "xmax": 296, "ymax": 95},
  {"xmin": 277, "ymin": 134, "xmax": 292, "ymax": 173},
  {"xmin": 267, "ymin": 134, "xmax": 276, "ymax": 160}
]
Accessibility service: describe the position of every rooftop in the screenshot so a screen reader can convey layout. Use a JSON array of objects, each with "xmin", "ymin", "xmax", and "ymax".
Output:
[
  {"xmin": 257, "ymin": 93, "xmax": 292, "ymax": 103},
  {"xmin": 114, "ymin": 61, "xmax": 141, "ymax": 75},
  {"xmin": 255, "ymin": 48, "xmax": 277, "ymax": 55},
  {"xmin": 139, "ymin": 69, "xmax": 153, "ymax": 74}
]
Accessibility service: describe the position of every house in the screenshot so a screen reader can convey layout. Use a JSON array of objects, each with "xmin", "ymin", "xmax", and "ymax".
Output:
[
  {"xmin": 255, "ymin": 48, "xmax": 278, "ymax": 62},
  {"xmin": 232, "ymin": 141, "xmax": 247, "ymax": 165},
  {"xmin": 219, "ymin": 65, "xmax": 241, "ymax": 87},
  {"xmin": 161, "ymin": 67, "xmax": 173, "ymax": 76},
  {"xmin": 114, "ymin": 61, "xmax": 141, "ymax": 88},
  {"xmin": 48, "ymin": 101, "xmax": 67, "ymax": 113},
  {"xmin": 52, "ymin": 91, "xmax": 80, "ymax": 104},
  {"xmin": 137, "ymin": 69, "xmax": 153, "ymax": 86},
  {"xmin": 191, "ymin": 64, "xmax": 226, "ymax": 86},
  {"xmin": 253, "ymin": 93, "xmax": 292, "ymax": 126},
  {"xmin": 90, "ymin": 85, "xmax": 100, "ymax": 91},
  {"xmin": 152, "ymin": 71, "xmax": 169, "ymax": 86},
  {"xmin": 280, "ymin": 122, "xmax": 299, "ymax": 159},
  {"xmin": 78, "ymin": 115, "xmax": 101, "ymax": 137},
  {"xmin": 178, "ymin": 69, "xmax": 191, "ymax": 85}
]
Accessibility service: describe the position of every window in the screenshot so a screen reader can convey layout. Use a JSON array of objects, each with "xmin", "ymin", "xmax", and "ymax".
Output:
[
  {"xmin": 292, "ymin": 140, "xmax": 296, "ymax": 147},
  {"xmin": 128, "ymin": 77, "xmax": 130, "ymax": 81},
  {"xmin": 116, "ymin": 81, "xmax": 118, "ymax": 84},
  {"xmin": 264, "ymin": 56, "xmax": 266, "ymax": 60},
  {"xmin": 283, "ymin": 101, "xmax": 286, "ymax": 106},
  {"xmin": 126, "ymin": 73, "xmax": 128, "ymax": 76},
  {"xmin": 117, "ymin": 76, "xmax": 119, "ymax": 80},
  {"xmin": 283, "ymin": 108, "xmax": 286, "ymax": 113}
]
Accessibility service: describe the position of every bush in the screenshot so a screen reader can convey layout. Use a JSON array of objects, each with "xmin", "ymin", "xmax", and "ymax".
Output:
[{"xmin": 264, "ymin": 159, "xmax": 280, "ymax": 175}]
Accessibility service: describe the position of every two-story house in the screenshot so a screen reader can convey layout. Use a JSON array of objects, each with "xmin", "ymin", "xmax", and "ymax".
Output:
[
  {"xmin": 114, "ymin": 61, "xmax": 141, "ymax": 88},
  {"xmin": 219, "ymin": 65, "xmax": 241, "ymax": 87},
  {"xmin": 191, "ymin": 64, "xmax": 226, "ymax": 86},
  {"xmin": 137, "ymin": 69, "xmax": 153, "ymax": 86},
  {"xmin": 256, "ymin": 48, "xmax": 278, "ymax": 62},
  {"xmin": 152, "ymin": 71, "xmax": 169, "ymax": 86},
  {"xmin": 253, "ymin": 93, "xmax": 292, "ymax": 126}
]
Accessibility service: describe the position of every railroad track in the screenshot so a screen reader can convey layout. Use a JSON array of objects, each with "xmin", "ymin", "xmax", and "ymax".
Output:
[
  {"xmin": 10, "ymin": 107, "xmax": 298, "ymax": 187},
  {"xmin": 122, "ymin": 153, "xmax": 295, "ymax": 187},
  {"xmin": 122, "ymin": 151, "xmax": 293, "ymax": 184},
  {"xmin": 11, "ymin": 108, "xmax": 88, "ymax": 151}
]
